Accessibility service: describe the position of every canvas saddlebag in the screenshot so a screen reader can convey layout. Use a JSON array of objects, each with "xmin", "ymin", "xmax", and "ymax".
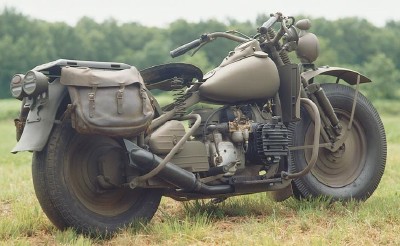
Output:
[{"xmin": 60, "ymin": 66, "xmax": 154, "ymax": 137}]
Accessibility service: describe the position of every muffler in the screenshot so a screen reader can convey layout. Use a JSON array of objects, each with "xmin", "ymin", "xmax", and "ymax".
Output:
[{"xmin": 124, "ymin": 139, "xmax": 233, "ymax": 195}]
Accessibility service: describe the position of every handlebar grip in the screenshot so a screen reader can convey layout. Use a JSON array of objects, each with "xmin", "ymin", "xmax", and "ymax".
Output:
[
  {"xmin": 170, "ymin": 38, "xmax": 202, "ymax": 58},
  {"xmin": 259, "ymin": 16, "xmax": 278, "ymax": 34}
]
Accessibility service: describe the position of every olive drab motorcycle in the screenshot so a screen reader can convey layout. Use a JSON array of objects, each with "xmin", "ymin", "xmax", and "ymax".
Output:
[{"xmin": 10, "ymin": 12, "xmax": 386, "ymax": 235}]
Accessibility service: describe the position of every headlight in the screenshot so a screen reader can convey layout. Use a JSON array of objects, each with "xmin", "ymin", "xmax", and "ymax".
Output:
[
  {"xmin": 22, "ymin": 70, "xmax": 49, "ymax": 96},
  {"xmin": 10, "ymin": 74, "xmax": 26, "ymax": 100}
]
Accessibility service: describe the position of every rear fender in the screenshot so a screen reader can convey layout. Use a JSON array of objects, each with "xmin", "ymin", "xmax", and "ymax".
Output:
[
  {"xmin": 301, "ymin": 66, "xmax": 371, "ymax": 85},
  {"xmin": 12, "ymin": 79, "xmax": 68, "ymax": 153}
]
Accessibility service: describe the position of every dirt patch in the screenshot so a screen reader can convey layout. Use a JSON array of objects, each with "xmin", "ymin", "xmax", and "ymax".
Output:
[{"xmin": 0, "ymin": 201, "xmax": 12, "ymax": 217}]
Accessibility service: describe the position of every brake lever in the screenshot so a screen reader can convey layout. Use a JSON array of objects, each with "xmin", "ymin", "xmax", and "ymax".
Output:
[
  {"xmin": 282, "ymin": 17, "xmax": 295, "ymax": 34},
  {"xmin": 190, "ymin": 34, "xmax": 213, "ymax": 56},
  {"xmin": 190, "ymin": 41, "xmax": 208, "ymax": 56}
]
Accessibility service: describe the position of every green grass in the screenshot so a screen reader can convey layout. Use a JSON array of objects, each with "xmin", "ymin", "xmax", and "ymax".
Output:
[
  {"xmin": 1, "ymin": 98, "xmax": 400, "ymax": 245},
  {"xmin": 373, "ymin": 99, "xmax": 400, "ymax": 116},
  {"xmin": 0, "ymin": 99, "xmax": 21, "ymax": 121}
]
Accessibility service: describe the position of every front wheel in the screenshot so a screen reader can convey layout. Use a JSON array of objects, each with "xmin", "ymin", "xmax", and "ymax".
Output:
[
  {"xmin": 290, "ymin": 83, "xmax": 386, "ymax": 201},
  {"xmin": 32, "ymin": 121, "xmax": 162, "ymax": 236}
]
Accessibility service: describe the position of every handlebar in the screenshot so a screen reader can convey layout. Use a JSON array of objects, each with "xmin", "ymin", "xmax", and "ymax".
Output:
[
  {"xmin": 259, "ymin": 15, "xmax": 279, "ymax": 34},
  {"xmin": 170, "ymin": 32, "xmax": 249, "ymax": 58},
  {"xmin": 170, "ymin": 38, "xmax": 203, "ymax": 58},
  {"xmin": 170, "ymin": 13, "xmax": 299, "ymax": 58},
  {"xmin": 258, "ymin": 13, "xmax": 298, "ymax": 45}
]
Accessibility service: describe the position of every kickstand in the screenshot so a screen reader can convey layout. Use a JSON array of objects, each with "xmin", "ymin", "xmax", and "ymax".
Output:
[{"xmin": 210, "ymin": 197, "xmax": 227, "ymax": 204}]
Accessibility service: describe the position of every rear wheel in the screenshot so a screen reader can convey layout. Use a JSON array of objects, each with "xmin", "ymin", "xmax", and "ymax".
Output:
[
  {"xmin": 290, "ymin": 83, "xmax": 386, "ymax": 201},
  {"xmin": 32, "ymin": 121, "xmax": 161, "ymax": 236}
]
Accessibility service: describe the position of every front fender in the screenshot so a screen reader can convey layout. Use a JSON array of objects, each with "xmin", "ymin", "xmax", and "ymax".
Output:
[
  {"xmin": 11, "ymin": 79, "xmax": 67, "ymax": 153},
  {"xmin": 301, "ymin": 66, "xmax": 371, "ymax": 85}
]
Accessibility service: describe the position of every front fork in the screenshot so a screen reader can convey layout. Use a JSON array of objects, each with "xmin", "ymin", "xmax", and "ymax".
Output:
[
  {"xmin": 300, "ymin": 74, "xmax": 361, "ymax": 153},
  {"xmin": 301, "ymin": 78, "xmax": 342, "ymax": 144}
]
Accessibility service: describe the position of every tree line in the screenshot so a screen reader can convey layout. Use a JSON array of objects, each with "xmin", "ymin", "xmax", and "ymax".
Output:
[{"xmin": 1, "ymin": 8, "xmax": 399, "ymax": 100}]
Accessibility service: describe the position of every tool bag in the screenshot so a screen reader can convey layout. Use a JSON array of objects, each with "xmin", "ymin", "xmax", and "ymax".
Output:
[{"xmin": 60, "ymin": 66, "xmax": 154, "ymax": 137}]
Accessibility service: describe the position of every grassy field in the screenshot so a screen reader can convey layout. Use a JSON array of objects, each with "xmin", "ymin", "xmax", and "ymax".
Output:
[{"xmin": 1, "ymin": 98, "xmax": 400, "ymax": 245}]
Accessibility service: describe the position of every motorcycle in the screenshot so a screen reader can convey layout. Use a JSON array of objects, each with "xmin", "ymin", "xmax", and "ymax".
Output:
[{"xmin": 10, "ymin": 12, "xmax": 386, "ymax": 236}]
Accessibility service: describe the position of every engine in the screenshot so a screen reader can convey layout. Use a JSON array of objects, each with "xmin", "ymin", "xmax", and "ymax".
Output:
[
  {"xmin": 246, "ymin": 119, "xmax": 290, "ymax": 166},
  {"xmin": 190, "ymin": 105, "xmax": 290, "ymax": 176}
]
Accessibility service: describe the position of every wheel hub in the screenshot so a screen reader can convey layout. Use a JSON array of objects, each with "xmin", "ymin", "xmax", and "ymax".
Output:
[
  {"xmin": 326, "ymin": 144, "xmax": 345, "ymax": 161},
  {"xmin": 65, "ymin": 134, "xmax": 142, "ymax": 217},
  {"xmin": 304, "ymin": 110, "xmax": 367, "ymax": 188},
  {"xmin": 96, "ymin": 147, "xmax": 126, "ymax": 189}
]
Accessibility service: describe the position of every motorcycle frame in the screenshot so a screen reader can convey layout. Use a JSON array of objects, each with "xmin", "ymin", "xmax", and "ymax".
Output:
[
  {"xmin": 12, "ymin": 61, "xmax": 371, "ymax": 157},
  {"xmin": 11, "ymin": 30, "xmax": 372, "ymax": 194}
]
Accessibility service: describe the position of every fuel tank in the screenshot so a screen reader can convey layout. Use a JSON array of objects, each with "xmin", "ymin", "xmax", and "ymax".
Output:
[{"xmin": 199, "ymin": 40, "xmax": 280, "ymax": 103}]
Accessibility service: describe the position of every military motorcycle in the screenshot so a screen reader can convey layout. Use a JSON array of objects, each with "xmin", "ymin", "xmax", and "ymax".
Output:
[{"xmin": 10, "ymin": 12, "xmax": 386, "ymax": 235}]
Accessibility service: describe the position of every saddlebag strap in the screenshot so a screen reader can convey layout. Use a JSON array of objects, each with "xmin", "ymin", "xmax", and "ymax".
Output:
[
  {"xmin": 140, "ymin": 86, "xmax": 150, "ymax": 115},
  {"xmin": 88, "ymin": 85, "xmax": 97, "ymax": 118},
  {"xmin": 116, "ymin": 84, "xmax": 125, "ymax": 114}
]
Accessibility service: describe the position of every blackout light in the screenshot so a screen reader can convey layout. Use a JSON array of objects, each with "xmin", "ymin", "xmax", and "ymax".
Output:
[
  {"xmin": 22, "ymin": 70, "xmax": 49, "ymax": 96},
  {"xmin": 10, "ymin": 74, "xmax": 26, "ymax": 100}
]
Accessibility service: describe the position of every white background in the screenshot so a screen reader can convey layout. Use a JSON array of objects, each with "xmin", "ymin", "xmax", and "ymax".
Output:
[{"xmin": 0, "ymin": 0, "xmax": 398, "ymax": 27}]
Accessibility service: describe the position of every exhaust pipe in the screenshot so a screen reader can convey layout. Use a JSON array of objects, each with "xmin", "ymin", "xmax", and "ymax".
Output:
[{"xmin": 124, "ymin": 140, "xmax": 233, "ymax": 195}]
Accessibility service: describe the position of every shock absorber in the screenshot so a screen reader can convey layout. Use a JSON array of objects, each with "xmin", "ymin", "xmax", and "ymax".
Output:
[
  {"xmin": 267, "ymin": 29, "xmax": 291, "ymax": 65},
  {"xmin": 307, "ymin": 83, "xmax": 342, "ymax": 136}
]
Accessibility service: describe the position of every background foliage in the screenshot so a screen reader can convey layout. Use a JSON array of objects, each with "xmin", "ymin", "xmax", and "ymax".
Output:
[
  {"xmin": 1, "ymin": 8, "xmax": 400, "ymax": 245},
  {"xmin": 1, "ymin": 8, "xmax": 400, "ymax": 100}
]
